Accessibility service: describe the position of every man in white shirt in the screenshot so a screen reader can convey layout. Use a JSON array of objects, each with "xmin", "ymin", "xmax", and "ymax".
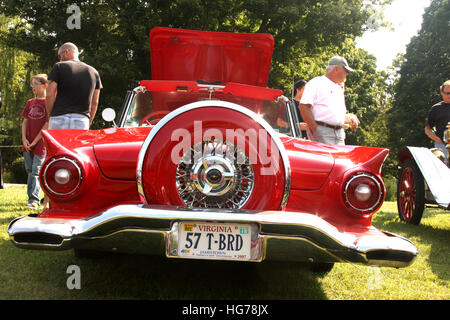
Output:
[{"xmin": 299, "ymin": 56, "xmax": 359, "ymax": 145}]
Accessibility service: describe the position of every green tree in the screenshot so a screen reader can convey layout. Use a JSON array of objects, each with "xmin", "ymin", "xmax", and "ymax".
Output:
[
  {"xmin": 0, "ymin": 14, "xmax": 40, "ymax": 165},
  {"xmin": 326, "ymin": 40, "xmax": 389, "ymax": 146},
  {"xmin": 0, "ymin": 0, "xmax": 388, "ymax": 128},
  {"xmin": 286, "ymin": 38, "xmax": 389, "ymax": 146},
  {"xmin": 386, "ymin": 0, "xmax": 450, "ymax": 163}
]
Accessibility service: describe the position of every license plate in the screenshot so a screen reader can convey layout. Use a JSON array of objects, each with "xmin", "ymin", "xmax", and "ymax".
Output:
[{"xmin": 178, "ymin": 222, "xmax": 252, "ymax": 261}]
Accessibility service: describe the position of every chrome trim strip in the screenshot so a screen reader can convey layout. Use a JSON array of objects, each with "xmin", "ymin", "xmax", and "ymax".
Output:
[
  {"xmin": 118, "ymin": 86, "xmax": 144, "ymax": 127},
  {"xmin": 8, "ymin": 205, "xmax": 418, "ymax": 267},
  {"xmin": 278, "ymin": 95, "xmax": 298, "ymax": 139},
  {"xmin": 136, "ymin": 100, "xmax": 291, "ymax": 209},
  {"xmin": 133, "ymin": 86, "xmax": 147, "ymax": 93}
]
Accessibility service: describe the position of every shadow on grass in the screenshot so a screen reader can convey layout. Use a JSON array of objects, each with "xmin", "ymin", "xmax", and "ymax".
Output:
[
  {"xmin": 76, "ymin": 253, "xmax": 329, "ymax": 300},
  {"xmin": 0, "ymin": 239, "xmax": 329, "ymax": 299},
  {"xmin": 373, "ymin": 208, "xmax": 449, "ymax": 282}
]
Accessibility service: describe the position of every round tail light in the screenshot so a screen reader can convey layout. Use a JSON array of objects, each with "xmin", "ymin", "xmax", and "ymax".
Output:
[
  {"xmin": 343, "ymin": 172, "xmax": 383, "ymax": 214},
  {"xmin": 43, "ymin": 157, "xmax": 82, "ymax": 196}
]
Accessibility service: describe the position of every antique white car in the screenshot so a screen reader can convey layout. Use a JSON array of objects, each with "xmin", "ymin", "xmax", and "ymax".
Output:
[{"xmin": 397, "ymin": 124, "xmax": 450, "ymax": 224}]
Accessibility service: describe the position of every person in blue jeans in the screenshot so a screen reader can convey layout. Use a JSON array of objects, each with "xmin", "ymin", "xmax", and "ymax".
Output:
[{"xmin": 21, "ymin": 74, "xmax": 49, "ymax": 208}]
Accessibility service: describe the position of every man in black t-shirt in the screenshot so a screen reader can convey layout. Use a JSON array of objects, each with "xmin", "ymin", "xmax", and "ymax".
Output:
[
  {"xmin": 425, "ymin": 80, "xmax": 450, "ymax": 157},
  {"xmin": 46, "ymin": 42, "xmax": 102, "ymax": 129}
]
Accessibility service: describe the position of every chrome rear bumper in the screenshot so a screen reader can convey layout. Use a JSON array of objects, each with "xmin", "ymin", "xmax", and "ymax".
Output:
[{"xmin": 8, "ymin": 205, "xmax": 418, "ymax": 267}]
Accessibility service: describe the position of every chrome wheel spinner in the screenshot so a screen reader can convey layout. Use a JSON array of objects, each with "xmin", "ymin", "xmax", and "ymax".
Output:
[{"xmin": 176, "ymin": 140, "xmax": 254, "ymax": 208}]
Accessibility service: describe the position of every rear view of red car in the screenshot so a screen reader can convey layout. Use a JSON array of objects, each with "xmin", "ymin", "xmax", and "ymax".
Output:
[{"xmin": 8, "ymin": 27, "xmax": 417, "ymax": 272}]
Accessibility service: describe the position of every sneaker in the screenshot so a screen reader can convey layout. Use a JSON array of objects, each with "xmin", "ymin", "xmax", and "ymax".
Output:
[{"xmin": 26, "ymin": 202, "xmax": 39, "ymax": 209}]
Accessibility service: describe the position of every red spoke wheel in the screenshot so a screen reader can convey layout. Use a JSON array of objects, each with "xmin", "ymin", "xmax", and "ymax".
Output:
[{"xmin": 397, "ymin": 159, "xmax": 424, "ymax": 225}]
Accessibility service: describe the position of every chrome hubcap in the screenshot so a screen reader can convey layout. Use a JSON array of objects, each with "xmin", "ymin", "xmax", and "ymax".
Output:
[
  {"xmin": 191, "ymin": 155, "xmax": 235, "ymax": 196},
  {"xmin": 176, "ymin": 140, "xmax": 254, "ymax": 208}
]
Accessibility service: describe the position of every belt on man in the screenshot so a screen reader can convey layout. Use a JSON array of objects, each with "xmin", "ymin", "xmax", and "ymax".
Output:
[{"xmin": 316, "ymin": 121, "xmax": 342, "ymax": 130}]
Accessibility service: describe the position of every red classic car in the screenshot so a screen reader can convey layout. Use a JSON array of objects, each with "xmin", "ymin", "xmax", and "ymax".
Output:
[{"xmin": 8, "ymin": 27, "xmax": 417, "ymax": 272}]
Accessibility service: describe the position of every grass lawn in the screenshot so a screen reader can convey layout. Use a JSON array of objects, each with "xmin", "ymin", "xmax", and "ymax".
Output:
[{"xmin": 0, "ymin": 184, "xmax": 448, "ymax": 300}]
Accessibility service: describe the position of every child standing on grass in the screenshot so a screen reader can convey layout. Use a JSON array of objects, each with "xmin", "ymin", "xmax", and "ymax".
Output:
[{"xmin": 21, "ymin": 74, "xmax": 49, "ymax": 208}]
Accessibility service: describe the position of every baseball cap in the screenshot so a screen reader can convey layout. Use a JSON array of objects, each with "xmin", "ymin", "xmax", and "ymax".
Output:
[{"xmin": 328, "ymin": 56, "xmax": 354, "ymax": 73}]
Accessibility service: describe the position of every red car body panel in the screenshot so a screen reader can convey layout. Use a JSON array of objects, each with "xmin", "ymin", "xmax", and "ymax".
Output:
[
  {"xmin": 93, "ymin": 127, "xmax": 150, "ymax": 180},
  {"xmin": 40, "ymin": 126, "xmax": 388, "ymax": 229},
  {"xmin": 149, "ymin": 27, "xmax": 274, "ymax": 87}
]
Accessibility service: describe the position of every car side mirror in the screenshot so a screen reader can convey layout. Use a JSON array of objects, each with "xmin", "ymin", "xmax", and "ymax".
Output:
[{"xmin": 102, "ymin": 108, "xmax": 117, "ymax": 127}]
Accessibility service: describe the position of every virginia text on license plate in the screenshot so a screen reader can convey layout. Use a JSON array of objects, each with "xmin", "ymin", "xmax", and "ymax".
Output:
[{"xmin": 178, "ymin": 222, "xmax": 252, "ymax": 261}]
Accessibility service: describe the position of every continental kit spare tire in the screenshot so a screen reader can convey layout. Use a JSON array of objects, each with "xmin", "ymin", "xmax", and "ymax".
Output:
[{"xmin": 137, "ymin": 100, "xmax": 290, "ymax": 210}]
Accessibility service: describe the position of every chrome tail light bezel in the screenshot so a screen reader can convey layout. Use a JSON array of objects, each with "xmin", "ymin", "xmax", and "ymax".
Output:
[
  {"xmin": 42, "ymin": 156, "xmax": 83, "ymax": 197},
  {"xmin": 343, "ymin": 172, "xmax": 384, "ymax": 215}
]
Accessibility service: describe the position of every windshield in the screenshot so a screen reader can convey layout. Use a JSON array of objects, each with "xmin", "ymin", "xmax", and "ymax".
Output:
[{"xmin": 123, "ymin": 90, "xmax": 294, "ymax": 136}]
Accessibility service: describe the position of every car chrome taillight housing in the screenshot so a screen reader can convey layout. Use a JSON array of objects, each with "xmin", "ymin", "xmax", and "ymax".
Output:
[
  {"xmin": 42, "ymin": 156, "xmax": 83, "ymax": 197},
  {"xmin": 343, "ymin": 172, "xmax": 384, "ymax": 215}
]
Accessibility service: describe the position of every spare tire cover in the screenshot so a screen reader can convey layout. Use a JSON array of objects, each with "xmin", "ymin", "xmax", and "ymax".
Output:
[{"xmin": 137, "ymin": 100, "xmax": 290, "ymax": 210}]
